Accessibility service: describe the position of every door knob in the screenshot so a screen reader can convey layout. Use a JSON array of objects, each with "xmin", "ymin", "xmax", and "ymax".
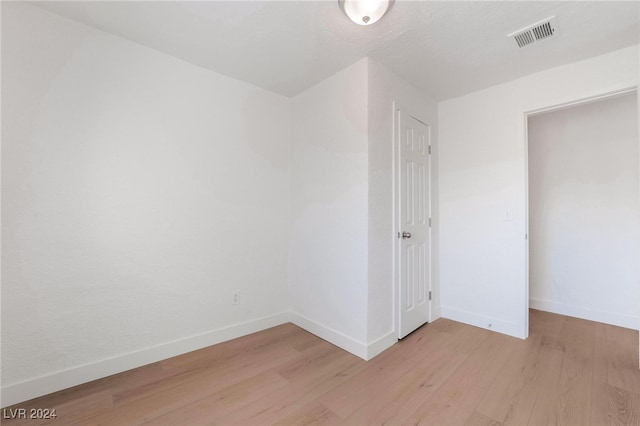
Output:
[{"xmin": 402, "ymin": 231, "xmax": 412, "ymax": 239}]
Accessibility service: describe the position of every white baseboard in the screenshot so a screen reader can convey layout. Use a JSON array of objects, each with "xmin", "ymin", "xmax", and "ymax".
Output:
[
  {"xmin": 366, "ymin": 331, "xmax": 397, "ymax": 359},
  {"xmin": 530, "ymin": 298, "xmax": 639, "ymax": 330},
  {"xmin": 431, "ymin": 305, "xmax": 442, "ymax": 322},
  {"xmin": 290, "ymin": 312, "xmax": 368, "ymax": 360},
  {"xmin": 1, "ymin": 311, "xmax": 290, "ymax": 408},
  {"xmin": 441, "ymin": 306, "xmax": 523, "ymax": 339}
]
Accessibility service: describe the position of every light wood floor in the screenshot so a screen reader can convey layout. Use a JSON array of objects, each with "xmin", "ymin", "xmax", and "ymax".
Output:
[{"xmin": 3, "ymin": 310, "xmax": 640, "ymax": 425}]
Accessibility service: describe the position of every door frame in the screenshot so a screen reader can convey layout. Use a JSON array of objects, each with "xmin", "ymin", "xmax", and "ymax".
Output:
[
  {"xmin": 393, "ymin": 102, "xmax": 433, "ymax": 339},
  {"xmin": 520, "ymin": 83, "xmax": 638, "ymax": 340}
]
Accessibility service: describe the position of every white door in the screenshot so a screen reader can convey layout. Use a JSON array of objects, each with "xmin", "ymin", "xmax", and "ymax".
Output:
[{"xmin": 397, "ymin": 110, "xmax": 431, "ymax": 339}]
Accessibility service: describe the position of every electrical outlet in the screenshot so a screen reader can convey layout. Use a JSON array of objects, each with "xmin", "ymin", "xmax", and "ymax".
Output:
[{"xmin": 232, "ymin": 290, "xmax": 240, "ymax": 305}]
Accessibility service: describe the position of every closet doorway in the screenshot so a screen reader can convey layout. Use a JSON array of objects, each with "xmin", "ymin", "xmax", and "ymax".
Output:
[{"xmin": 527, "ymin": 90, "xmax": 639, "ymax": 331}]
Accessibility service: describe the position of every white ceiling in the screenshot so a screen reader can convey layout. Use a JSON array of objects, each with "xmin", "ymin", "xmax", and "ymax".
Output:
[{"xmin": 31, "ymin": 1, "xmax": 639, "ymax": 100}]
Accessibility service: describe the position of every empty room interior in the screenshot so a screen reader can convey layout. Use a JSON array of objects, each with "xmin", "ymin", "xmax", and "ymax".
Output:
[{"xmin": 1, "ymin": 0, "xmax": 639, "ymax": 425}]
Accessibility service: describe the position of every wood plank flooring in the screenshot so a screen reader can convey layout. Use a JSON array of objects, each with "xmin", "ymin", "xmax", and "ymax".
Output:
[{"xmin": 3, "ymin": 309, "xmax": 639, "ymax": 425}]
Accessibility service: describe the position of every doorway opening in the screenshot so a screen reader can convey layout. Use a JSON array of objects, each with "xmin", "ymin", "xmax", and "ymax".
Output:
[{"xmin": 525, "ymin": 89, "xmax": 639, "ymax": 333}]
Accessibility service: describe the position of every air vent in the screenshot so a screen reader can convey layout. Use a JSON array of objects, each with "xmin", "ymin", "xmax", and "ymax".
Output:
[{"xmin": 508, "ymin": 16, "xmax": 558, "ymax": 48}]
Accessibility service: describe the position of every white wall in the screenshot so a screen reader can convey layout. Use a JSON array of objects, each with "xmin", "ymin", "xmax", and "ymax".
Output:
[
  {"xmin": 289, "ymin": 59, "xmax": 370, "ymax": 356},
  {"xmin": 439, "ymin": 45, "xmax": 639, "ymax": 338},
  {"xmin": 367, "ymin": 59, "xmax": 439, "ymax": 349},
  {"xmin": 528, "ymin": 92, "xmax": 639, "ymax": 329},
  {"xmin": 2, "ymin": 2, "xmax": 291, "ymax": 405},
  {"xmin": 288, "ymin": 58, "xmax": 438, "ymax": 359}
]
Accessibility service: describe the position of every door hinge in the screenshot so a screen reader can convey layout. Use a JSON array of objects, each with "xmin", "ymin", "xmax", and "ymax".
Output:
[
  {"xmin": 429, "ymin": 291, "xmax": 432, "ymax": 301},
  {"xmin": 428, "ymin": 145, "xmax": 431, "ymax": 155},
  {"xmin": 429, "ymin": 218, "xmax": 432, "ymax": 227}
]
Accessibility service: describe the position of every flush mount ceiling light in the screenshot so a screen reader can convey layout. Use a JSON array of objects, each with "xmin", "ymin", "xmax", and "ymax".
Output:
[{"xmin": 339, "ymin": 0, "xmax": 394, "ymax": 26}]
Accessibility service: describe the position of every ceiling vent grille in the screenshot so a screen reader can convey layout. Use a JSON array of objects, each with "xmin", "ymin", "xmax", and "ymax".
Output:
[{"xmin": 508, "ymin": 16, "xmax": 557, "ymax": 48}]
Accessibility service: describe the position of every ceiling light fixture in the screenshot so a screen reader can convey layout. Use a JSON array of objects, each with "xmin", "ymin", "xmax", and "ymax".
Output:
[{"xmin": 339, "ymin": 0, "xmax": 394, "ymax": 26}]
